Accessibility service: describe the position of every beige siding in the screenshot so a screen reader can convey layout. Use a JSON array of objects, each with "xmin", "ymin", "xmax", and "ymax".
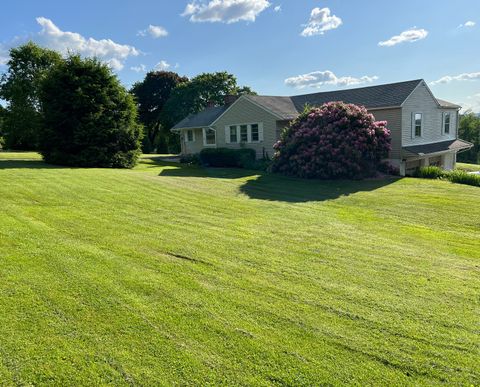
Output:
[
  {"xmin": 182, "ymin": 128, "xmax": 205, "ymax": 154},
  {"xmin": 212, "ymin": 97, "xmax": 281, "ymax": 159},
  {"xmin": 369, "ymin": 108, "xmax": 402, "ymax": 160},
  {"xmin": 402, "ymin": 83, "xmax": 457, "ymax": 146}
]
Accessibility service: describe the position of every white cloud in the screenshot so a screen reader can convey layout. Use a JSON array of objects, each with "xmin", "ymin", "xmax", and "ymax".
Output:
[
  {"xmin": 138, "ymin": 25, "xmax": 168, "ymax": 38},
  {"xmin": 182, "ymin": 0, "xmax": 271, "ymax": 23},
  {"xmin": 285, "ymin": 70, "xmax": 378, "ymax": 89},
  {"xmin": 460, "ymin": 96, "xmax": 480, "ymax": 113},
  {"xmin": 154, "ymin": 60, "xmax": 171, "ymax": 71},
  {"xmin": 274, "ymin": 5, "xmax": 281, "ymax": 12},
  {"xmin": 131, "ymin": 64, "xmax": 147, "ymax": 73},
  {"xmin": 34, "ymin": 17, "xmax": 139, "ymax": 71},
  {"xmin": 458, "ymin": 21, "xmax": 475, "ymax": 28},
  {"xmin": 378, "ymin": 28, "xmax": 428, "ymax": 47},
  {"xmin": 301, "ymin": 7, "xmax": 342, "ymax": 37},
  {"xmin": 430, "ymin": 71, "xmax": 480, "ymax": 86}
]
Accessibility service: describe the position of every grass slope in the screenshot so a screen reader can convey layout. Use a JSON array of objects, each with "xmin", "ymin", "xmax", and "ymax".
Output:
[{"xmin": 0, "ymin": 153, "xmax": 479, "ymax": 385}]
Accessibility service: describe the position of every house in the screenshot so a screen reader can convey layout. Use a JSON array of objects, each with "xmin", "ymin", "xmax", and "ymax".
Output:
[{"xmin": 171, "ymin": 80, "xmax": 473, "ymax": 175}]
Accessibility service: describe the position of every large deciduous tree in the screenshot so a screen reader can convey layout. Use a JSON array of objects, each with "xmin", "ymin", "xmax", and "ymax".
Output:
[
  {"xmin": 160, "ymin": 72, "xmax": 255, "ymax": 151},
  {"xmin": 131, "ymin": 71, "xmax": 188, "ymax": 153},
  {"xmin": 458, "ymin": 111, "xmax": 480, "ymax": 164},
  {"xmin": 272, "ymin": 102, "xmax": 391, "ymax": 179},
  {"xmin": 0, "ymin": 42, "xmax": 62, "ymax": 150},
  {"xmin": 39, "ymin": 55, "xmax": 143, "ymax": 168}
]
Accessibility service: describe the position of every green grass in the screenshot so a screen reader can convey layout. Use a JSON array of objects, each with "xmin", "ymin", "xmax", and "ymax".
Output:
[
  {"xmin": 0, "ymin": 153, "xmax": 479, "ymax": 385},
  {"xmin": 457, "ymin": 162, "xmax": 480, "ymax": 172}
]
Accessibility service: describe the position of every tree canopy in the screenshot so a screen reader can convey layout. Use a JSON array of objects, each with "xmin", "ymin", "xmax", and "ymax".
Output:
[
  {"xmin": 0, "ymin": 42, "xmax": 62, "ymax": 150},
  {"xmin": 161, "ymin": 71, "xmax": 255, "ymax": 130},
  {"xmin": 39, "ymin": 55, "xmax": 142, "ymax": 168},
  {"xmin": 458, "ymin": 111, "xmax": 480, "ymax": 164},
  {"xmin": 131, "ymin": 71, "xmax": 188, "ymax": 153}
]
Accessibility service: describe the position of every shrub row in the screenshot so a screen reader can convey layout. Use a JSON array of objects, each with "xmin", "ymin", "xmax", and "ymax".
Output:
[
  {"xmin": 414, "ymin": 166, "xmax": 480, "ymax": 187},
  {"xmin": 199, "ymin": 148, "xmax": 256, "ymax": 168}
]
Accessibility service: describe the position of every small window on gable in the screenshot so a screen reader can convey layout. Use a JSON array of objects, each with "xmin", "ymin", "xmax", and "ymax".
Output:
[
  {"xmin": 186, "ymin": 129, "xmax": 194, "ymax": 142},
  {"xmin": 240, "ymin": 125, "xmax": 248, "ymax": 142},
  {"xmin": 229, "ymin": 125, "xmax": 238, "ymax": 143},
  {"xmin": 414, "ymin": 113, "xmax": 422, "ymax": 137},
  {"xmin": 444, "ymin": 113, "xmax": 451, "ymax": 135},
  {"xmin": 251, "ymin": 124, "xmax": 259, "ymax": 142}
]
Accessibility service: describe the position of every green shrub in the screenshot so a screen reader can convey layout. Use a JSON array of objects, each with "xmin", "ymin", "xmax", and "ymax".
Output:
[
  {"xmin": 199, "ymin": 148, "xmax": 256, "ymax": 168},
  {"xmin": 39, "ymin": 55, "xmax": 142, "ymax": 168},
  {"xmin": 180, "ymin": 153, "xmax": 200, "ymax": 165},
  {"xmin": 414, "ymin": 166, "xmax": 446, "ymax": 179},
  {"xmin": 446, "ymin": 170, "xmax": 480, "ymax": 187}
]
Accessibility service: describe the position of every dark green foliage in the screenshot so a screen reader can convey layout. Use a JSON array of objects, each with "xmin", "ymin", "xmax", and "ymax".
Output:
[
  {"xmin": 39, "ymin": 55, "xmax": 142, "ymax": 168},
  {"xmin": 414, "ymin": 166, "xmax": 480, "ymax": 187},
  {"xmin": 179, "ymin": 153, "xmax": 201, "ymax": 165},
  {"xmin": 0, "ymin": 105, "xmax": 5, "ymax": 149},
  {"xmin": 0, "ymin": 42, "xmax": 62, "ymax": 150},
  {"xmin": 161, "ymin": 72, "xmax": 255, "ymax": 131},
  {"xmin": 446, "ymin": 170, "xmax": 480, "ymax": 187},
  {"xmin": 414, "ymin": 166, "xmax": 446, "ymax": 179},
  {"xmin": 458, "ymin": 112, "xmax": 480, "ymax": 164},
  {"xmin": 130, "ymin": 71, "xmax": 188, "ymax": 153},
  {"xmin": 199, "ymin": 148, "xmax": 256, "ymax": 168}
]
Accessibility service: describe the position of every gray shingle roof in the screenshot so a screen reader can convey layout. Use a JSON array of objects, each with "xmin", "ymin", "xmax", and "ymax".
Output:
[
  {"xmin": 171, "ymin": 80, "xmax": 462, "ymax": 130},
  {"xmin": 290, "ymin": 79, "xmax": 424, "ymax": 110},
  {"xmin": 436, "ymin": 98, "xmax": 462, "ymax": 109},
  {"xmin": 171, "ymin": 105, "xmax": 229, "ymax": 130},
  {"xmin": 403, "ymin": 139, "xmax": 473, "ymax": 156}
]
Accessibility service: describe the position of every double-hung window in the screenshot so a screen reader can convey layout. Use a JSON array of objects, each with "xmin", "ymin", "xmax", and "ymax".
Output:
[
  {"xmin": 203, "ymin": 128, "xmax": 216, "ymax": 146},
  {"xmin": 226, "ymin": 123, "xmax": 262, "ymax": 144},
  {"xmin": 250, "ymin": 124, "xmax": 259, "ymax": 142},
  {"xmin": 240, "ymin": 125, "xmax": 248, "ymax": 142},
  {"xmin": 186, "ymin": 129, "xmax": 194, "ymax": 142},
  {"xmin": 413, "ymin": 113, "xmax": 423, "ymax": 138},
  {"xmin": 443, "ymin": 113, "xmax": 451, "ymax": 135},
  {"xmin": 229, "ymin": 125, "xmax": 238, "ymax": 143}
]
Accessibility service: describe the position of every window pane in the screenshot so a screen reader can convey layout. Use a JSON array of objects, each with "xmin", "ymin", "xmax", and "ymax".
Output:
[
  {"xmin": 187, "ymin": 130, "xmax": 193, "ymax": 142},
  {"xmin": 240, "ymin": 125, "xmax": 248, "ymax": 142},
  {"xmin": 444, "ymin": 114, "xmax": 450, "ymax": 134},
  {"xmin": 251, "ymin": 124, "xmax": 259, "ymax": 142},
  {"xmin": 205, "ymin": 129, "xmax": 215, "ymax": 144},
  {"xmin": 229, "ymin": 125, "xmax": 237, "ymax": 143},
  {"xmin": 414, "ymin": 114, "xmax": 422, "ymax": 137}
]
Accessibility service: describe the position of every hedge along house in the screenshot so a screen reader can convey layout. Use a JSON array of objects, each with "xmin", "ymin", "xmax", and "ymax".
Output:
[{"xmin": 171, "ymin": 79, "xmax": 473, "ymax": 176}]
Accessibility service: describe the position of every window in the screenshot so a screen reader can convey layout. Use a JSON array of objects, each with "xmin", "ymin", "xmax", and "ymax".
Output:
[
  {"xmin": 203, "ymin": 128, "xmax": 216, "ymax": 146},
  {"xmin": 414, "ymin": 113, "xmax": 422, "ymax": 137},
  {"xmin": 251, "ymin": 124, "xmax": 259, "ymax": 142},
  {"xmin": 240, "ymin": 125, "xmax": 248, "ymax": 142},
  {"xmin": 229, "ymin": 125, "xmax": 238, "ymax": 143},
  {"xmin": 444, "ymin": 113, "xmax": 451, "ymax": 135},
  {"xmin": 186, "ymin": 129, "xmax": 194, "ymax": 142}
]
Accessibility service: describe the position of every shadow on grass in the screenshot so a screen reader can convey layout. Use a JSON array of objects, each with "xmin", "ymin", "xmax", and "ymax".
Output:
[
  {"xmin": 160, "ymin": 164, "xmax": 399, "ymax": 203},
  {"xmin": 0, "ymin": 159, "xmax": 69, "ymax": 169}
]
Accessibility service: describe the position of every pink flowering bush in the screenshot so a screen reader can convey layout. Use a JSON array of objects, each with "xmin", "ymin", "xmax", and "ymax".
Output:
[{"xmin": 272, "ymin": 102, "xmax": 391, "ymax": 179}]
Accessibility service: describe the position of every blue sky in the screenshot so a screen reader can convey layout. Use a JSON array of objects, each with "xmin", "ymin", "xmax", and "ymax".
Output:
[{"xmin": 1, "ymin": 0, "xmax": 479, "ymax": 111}]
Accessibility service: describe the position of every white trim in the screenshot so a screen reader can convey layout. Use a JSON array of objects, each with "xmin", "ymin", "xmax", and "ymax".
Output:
[
  {"xmin": 222, "ymin": 122, "xmax": 264, "ymax": 144},
  {"xmin": 202, "ymin": 127, "xmax": 216, "ymax": 147},
  {"xmin": 412, "ymin": 112, "xmax": 423, "ymax": 138},
  {"xmin": 185, "ymin": 129, "xmax": 195, "ymax": 143},
  {"xmin": 442, "ymin": 112, "xmax": 451, "ymax": 136}
]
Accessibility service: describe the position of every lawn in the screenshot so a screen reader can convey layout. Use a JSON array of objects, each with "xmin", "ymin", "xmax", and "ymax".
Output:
[
  {"xmin": 0, "ymin": 153, "xmax": 479, "ymax": 385},
  {"xmin": 457, "ymin": 162, "xmax": 480, "ymax": 172}
]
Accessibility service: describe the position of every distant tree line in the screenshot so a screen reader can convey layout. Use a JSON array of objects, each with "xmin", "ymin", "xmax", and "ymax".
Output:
[{"xmin": 0, "ymin": 42, "xmax": 255, "ymax": 166}]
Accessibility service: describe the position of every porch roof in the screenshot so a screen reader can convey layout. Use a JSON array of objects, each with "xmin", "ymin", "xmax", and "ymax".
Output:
[{"xmin": 403, "ymin": 139, "xmax": 473, "ymax": 157}]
